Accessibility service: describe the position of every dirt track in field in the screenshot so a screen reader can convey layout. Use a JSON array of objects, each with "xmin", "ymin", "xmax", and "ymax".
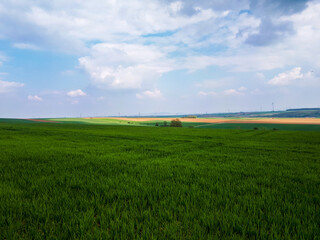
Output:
[
  {"xmin": 25, "ymin": 119, "xmax": 61, "ymax": 123},
  {"xmin": 104, "ymin": 117, "xmax": 320, "ymax": 125}
]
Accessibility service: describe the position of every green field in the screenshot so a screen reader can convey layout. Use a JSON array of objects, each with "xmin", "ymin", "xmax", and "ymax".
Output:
[{"xmin": 1, "ymin": 120, "xmax": 320, "ymax": 239}]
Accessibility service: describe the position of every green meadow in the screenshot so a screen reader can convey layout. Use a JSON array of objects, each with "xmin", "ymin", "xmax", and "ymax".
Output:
[{"xmin": 1, "ymin": 119, "xmax": 320, "ymax": 239}]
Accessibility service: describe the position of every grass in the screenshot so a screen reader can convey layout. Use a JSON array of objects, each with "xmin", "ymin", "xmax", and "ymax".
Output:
[{"xmin": 1, "ymin": 120, "xmax": 320, "ymax": 239}]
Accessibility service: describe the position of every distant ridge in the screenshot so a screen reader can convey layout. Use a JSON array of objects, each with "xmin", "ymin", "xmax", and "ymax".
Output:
[{"xmin": 286, "ymin": 108, "xmax": 320, "ymax": 111}]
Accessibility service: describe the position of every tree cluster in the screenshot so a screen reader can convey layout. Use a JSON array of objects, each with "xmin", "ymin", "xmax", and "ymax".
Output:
[{"xmin": 170, "ymin": 119, "xmax": 182, "ymax": 127}]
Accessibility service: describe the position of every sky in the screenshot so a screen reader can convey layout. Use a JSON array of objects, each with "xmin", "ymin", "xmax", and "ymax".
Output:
[{"xmin": 0, "ymin": 0, "xmax": 319, "ymax": 118}]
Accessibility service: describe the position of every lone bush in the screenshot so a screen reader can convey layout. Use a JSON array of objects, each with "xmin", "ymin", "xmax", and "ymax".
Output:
[{"xmin": 170, "ymin": 119, "xmax": 182, "ymax": 127}]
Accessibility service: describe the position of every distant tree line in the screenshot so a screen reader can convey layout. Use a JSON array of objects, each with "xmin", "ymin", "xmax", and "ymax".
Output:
[
  {"xmin": 286, "ymin": 108, "xmax": 320, "ymax": 111},
  {"xmin": 182, "ymin": 115, "xmax": 197, "ymax": 118}
]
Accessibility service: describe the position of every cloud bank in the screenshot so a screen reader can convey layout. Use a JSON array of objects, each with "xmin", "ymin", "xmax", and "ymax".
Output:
[{"xmin": 0, "ymin": 0, "xmax": 319, "ymax": 116}]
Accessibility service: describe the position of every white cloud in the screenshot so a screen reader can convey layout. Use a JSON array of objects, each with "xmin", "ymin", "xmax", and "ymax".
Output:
[
  {"xmin": 256, "ymin": 73, "xmax": 265, "ymax": 79},
  {"xmin": 0, "ymin": 0, "xmax": 320, "ymax": 118},
  {"xmin": 178, "ymin": 1, "xmax": 320, "ymax": 75},
  {"xmin": 67, "ymin": 89, "xmax": 86, "ymax": 97},
  {"xmin": 0, "ymin": 0, "xmax": 218, "ymax": 54},
  {"xmin": 136, "ymin": 89, "xmax": 162, "ymax": 99},
  {"xmin": 0, "ymin": 80, "xmax": 24, "ymax": 93},
  {"xmin": 169, "ymin": 1, "xmax": 183, "ymax": 13},
  {"xmin": 197, "ymin": 91, "xmax": 217, "ymax": 97},
  {"xmin": 280, "ymin": 2, "xmax": 320, "ymax": 68},
  {"xmin": 27, "ymin": 95, "xmax": 42, "ymax": 101},
  {"xmin": 223, "ymin": 88, "xmax": 244, "ymax": 96},
  {"xmin": 2, "ymin": 0, "xmax": 316, "ymax": 75},
  {"xmin": 296, "ymin": 71, "xmax": 320, "ymax": 87},
  {"xmin": 268, "ymin": 67, "xmax": 303, "ymax": 86},
  {"xmin": 198, "ymin": 91, "xmax": 208, "ymax": 96},
  {"xmin": 79, "ymin": 43, "xmax": 174, "ymax": 89},
  {"xmin": 238, "ymin": 86, "xmax": 247, "ymax": 91}
]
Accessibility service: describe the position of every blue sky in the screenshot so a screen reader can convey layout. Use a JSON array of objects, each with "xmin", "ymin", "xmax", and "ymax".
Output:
[{"xmin": 0, "ymin": 0, "xmax": 319, "ymax": 117}]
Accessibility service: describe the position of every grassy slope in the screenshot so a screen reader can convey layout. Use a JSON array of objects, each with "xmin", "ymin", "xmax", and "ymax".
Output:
[{"xmin": 1, "ymin": 121, "xmax": 320, "ymax": 239}]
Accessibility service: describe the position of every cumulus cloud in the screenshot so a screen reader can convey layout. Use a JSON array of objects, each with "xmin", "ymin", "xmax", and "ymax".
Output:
[
  {"xmin": 256, "ymin": 73, "xmax": 265, "ymax": 79},
  {"xmin": 79, "ymin": 43, "xmax": 174, "ymax": 89},
  {"xmin": 0, "ymin": 0, "xmax": 217, "ymax": 54},
  {"xmin": 177, "ymin": 1, "xmax": 320, "ymax": 73},
  {"xmin": 223, "ymin": 88, "xmax": 245, "ymax": 96},
  {"xmin": 268, "ymin": 67, "xmax": 303, "ymax": 86},
  {"xmin": 136, "ymin": 89, "xmax": 162, "ymax": 99},
  {"xmin": 0, "ymin": 0, "xmax": 316, "ymax": 76},
  {"xmin": 238, "ymin": 86, "xmax": 247, "ymax": 91},
  {"xmin": 27, "ymin": 95, "xmax": 42, "ymax": 101},
  {"xmin": 280, "ymin": 1, "xmax": 320, "ymax": 69},
  {"xmin": 67, "ymin": 89, "xmax": 87, "ymax": 97},
  {"xmin": 0, "ymin": 0, "xmax": 319, "ymax": 117},
  {"xmin": 197, "ymin": 91, "xmax": 216, "ymax": 97},
  {"xmin": 0, "ymin": 80, "xmax": 24, "ymax": 93}
]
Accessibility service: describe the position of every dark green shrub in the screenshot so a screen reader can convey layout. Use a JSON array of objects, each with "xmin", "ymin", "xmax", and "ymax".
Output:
[{"xmin": 170, "ymin": 119, "xmax": 182, "ymax": 127}]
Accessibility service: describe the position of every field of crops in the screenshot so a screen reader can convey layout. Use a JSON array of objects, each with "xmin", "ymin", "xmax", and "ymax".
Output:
[{"xmin": 1, "ymin": 120, "xmax": 320, "ymax": 239}]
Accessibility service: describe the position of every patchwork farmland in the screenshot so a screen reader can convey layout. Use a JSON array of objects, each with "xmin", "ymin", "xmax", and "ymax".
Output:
[{"xmin": 44, "ymin": 117, "xmax": 320, "ymax": 131}]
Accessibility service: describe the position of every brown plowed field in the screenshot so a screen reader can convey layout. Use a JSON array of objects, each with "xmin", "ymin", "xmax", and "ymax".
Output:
[{"xmin": 105, "ymin": 117, "xmax": 320, "ymax": 125}]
